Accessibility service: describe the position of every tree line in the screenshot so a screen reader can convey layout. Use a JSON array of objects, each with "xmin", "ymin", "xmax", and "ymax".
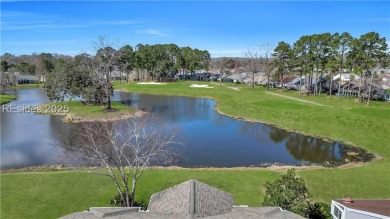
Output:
[
  {"xmin": 270, "ymin": 31, "xmax": 388, "ymax": 102},
  {"xmin": 1, "ymin": 42, "xmax": 210, "ymax": 81},
  {"xmin": 1, "ymin": 31, "xmax": 389, "ymax": 103},
  {"xmin": 1, "ymin": 37, "xmax": 210, "ymax": 110}
]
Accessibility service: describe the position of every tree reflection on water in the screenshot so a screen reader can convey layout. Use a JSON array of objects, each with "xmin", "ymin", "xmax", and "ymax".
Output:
[{"xmin": 238, "ymin": 122, "xmax": 373, "ymax": 165}]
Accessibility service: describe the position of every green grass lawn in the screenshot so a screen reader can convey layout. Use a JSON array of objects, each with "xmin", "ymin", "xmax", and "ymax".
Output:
[
  {"xmin": 12, "ymin": 83, "xmax": 43, "ymax": 89},
  {"xmin": 0, "ymin": 94, "xmax": 16, "ymax": 105},
  {"xmin": 37, "ymin": 101, "xmax": 135, "ymax": 122},
  {"xmin": 0, "ymin": 169, "xmax": 280, "ymax": 219},
  {"xmin": 1, "ymin": 81, "xmax": 389, "ymax": 218}
]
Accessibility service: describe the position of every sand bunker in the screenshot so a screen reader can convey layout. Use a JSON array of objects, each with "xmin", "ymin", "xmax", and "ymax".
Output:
[{"xmin": 190, "ymin": 84, "xmax": 214, "ymax": 88}]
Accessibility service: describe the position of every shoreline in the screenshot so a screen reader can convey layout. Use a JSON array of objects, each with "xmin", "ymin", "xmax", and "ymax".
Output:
[
  {"xmin": 59, "ymin": 109, "xmax": 146, "ymax": 123},
  {"xmin": 0, "ymin": 161, "xmax": 371, "ymax": 173},
  {"xmin": 0, "ymin": 94, "xmax": 17, "ymax": 105}
]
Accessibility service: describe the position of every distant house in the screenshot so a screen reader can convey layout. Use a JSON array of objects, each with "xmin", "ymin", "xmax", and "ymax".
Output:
[
  {"xmin": 194, "ymin": 69, "xmax": 207, "ymax": 74},
  {"xmin": 333, "ymin": 73, "xmax": 360, "ymax": 82},
  {"xmin": 17, "ymin": 75, "xmax": 38, "ymax": 84},
  {"xmin": 291, "ymin": 77, "xmax": 305, "ymax": 90},
  {"xmin": 280, "ymin": 75, "xmax": 300, "ymax": 89},
  {"xmin": 304, "ymin": 77, "xmax": 328, "ymax": 93},
  {"xmin": 331, "ymin": 198, "xmax": 390, "ymax": 219},
  {"xmin": 385, "ymin": 93, "xmax": 390, "ymax": 101},
  {"xmin": 378, "ymin": 81, "xmax": 390, "ymax": 91},
  {"xmin": 374, "ymin": 67, "xmax": 390, "ymax": 74},
  {"xmin": 5, "ymin": 72, "xmax": 38, "ymax": 85},
  {"xmin": 380, "ymin": 73, "xmax": 390, "ymax": 89},
  {"xmin": 226, "ymin": 72, "xmax": 249, "ymax": 83},
  {"xmin": 241, "ymin": 73, "xmax": 273, "ymax": 86},
  {"xmin": 338, "ymin": 81, "xmax": 360, "ymax": 97},
  {"xmin": 61, "ymin": 179, "xmax": 304, "ymax": 219},
  {"xmin": 242, "ymin": 72, "xmax": 270, "ymax": 85},
  {"xmin": 254, "ymin": 75, "xmax": 269, "ymax": 86},
  {"xmin": 217, "ymin": 73, "xmax": 231, "ymax": 82},
  {"xmin": 333, "ymin": 73, "xmax": 351, "ymax": 82}
]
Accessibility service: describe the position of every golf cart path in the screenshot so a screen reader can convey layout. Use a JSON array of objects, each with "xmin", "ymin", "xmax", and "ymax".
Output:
[{"xmin": 266, "ymin": 91, "xmax": 346, "ymax": 108}]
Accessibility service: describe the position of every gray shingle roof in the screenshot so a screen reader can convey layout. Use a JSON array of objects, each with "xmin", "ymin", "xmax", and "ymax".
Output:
[
  {"xmin": 148, "ymin": 179, "xmax": 235, "ymax": 218},
  {"xmin": 206, "ymin": 207, "xmax": 305, "ymax": 219},
  {"xmin": 60, "ymin": 179, "xmax": 305, "ymax": 219}
]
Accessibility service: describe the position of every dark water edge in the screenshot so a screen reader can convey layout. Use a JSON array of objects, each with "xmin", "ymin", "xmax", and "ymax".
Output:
[{"xmin": 204, "ymin": 109, "xmax": 376, "ymax": 168}]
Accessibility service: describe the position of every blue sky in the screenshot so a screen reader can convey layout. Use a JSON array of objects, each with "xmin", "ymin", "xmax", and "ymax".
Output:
[{"xmin": 1, "ymin": 1, "xmax": 389, "ymax": 57}]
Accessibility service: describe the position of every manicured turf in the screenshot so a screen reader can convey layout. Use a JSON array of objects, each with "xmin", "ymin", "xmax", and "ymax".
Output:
[
  {"xmin": 0, "ymin": 94, "xmax": 16, "ymax": 105},
  {"xmin": 1, "ymin": 81, "xmax": 389, "ymax": 218},
  {"xmin": 0, "ymin": 169, "xmax": 280, "ymax": 218}
]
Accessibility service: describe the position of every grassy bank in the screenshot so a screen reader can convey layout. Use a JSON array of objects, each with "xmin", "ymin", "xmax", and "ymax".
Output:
[
  {"xmin": 0, "ymin": 94, "xmax": 16, "ymax": 105},
  {"xmin": 2, "ymin": 166, "xmax": 389, "ymax": 218},
  {"xmin": 37, "ymin": 101, "xmax": 136, "ymax": 122},
  {"xmin": 0, "ymin": 169, "xmax": 280, "ymax": 218}
]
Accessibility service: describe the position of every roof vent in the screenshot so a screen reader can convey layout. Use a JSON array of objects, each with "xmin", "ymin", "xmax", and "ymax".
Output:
[{"xmin": 343, "ymin": 197, "xmax": 353, "ymax": 204}]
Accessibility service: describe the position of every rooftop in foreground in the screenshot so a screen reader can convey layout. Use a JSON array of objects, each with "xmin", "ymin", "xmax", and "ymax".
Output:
[{"xmin": 60, "ymin": 179, "xmax": 304, "ymax": 219}]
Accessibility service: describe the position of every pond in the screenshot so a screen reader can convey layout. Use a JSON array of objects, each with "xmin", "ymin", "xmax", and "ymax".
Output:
[{"xmin": 1, "ymin": 88, "xmax": 356, "ymax": 169}]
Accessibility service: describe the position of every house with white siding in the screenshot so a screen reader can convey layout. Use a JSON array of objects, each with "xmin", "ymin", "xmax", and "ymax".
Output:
[{"xmin": 331, "ymin": 198, "xmax": 390, "ymax": 219}]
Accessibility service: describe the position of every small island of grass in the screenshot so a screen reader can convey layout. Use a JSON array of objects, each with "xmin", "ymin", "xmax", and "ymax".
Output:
[
  {"xmin": 36, "ymin": 101, "xmax": 141, "ymax": 122},
  {"xmin": 0, "ymin": 94, "xmax": 16, "ymax": 105}
]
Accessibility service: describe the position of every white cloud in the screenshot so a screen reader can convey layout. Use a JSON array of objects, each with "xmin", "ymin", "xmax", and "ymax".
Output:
[
  {"xmin": 2, "ymin": 18, "xmax": 145, "ymax": 31},
  {"xmin": 1, "ymin": 21, "xmax": 87, "ymax": 30},
  {"xmin": 135, "ymin": 29, "xmax": 169, "ymax": 37}
]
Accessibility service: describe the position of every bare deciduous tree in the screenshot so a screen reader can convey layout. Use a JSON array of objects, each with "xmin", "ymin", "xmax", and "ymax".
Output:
[
  {"xmin": 245, "ymin": 48, "xmax": 262, "ymax": 90},
  {"xmin": 259, "ymin": 43, "xmax": 274, "ymax": 90},
  {"xmin": 82, "ymin": 36, "xmax": 119, "ymax": 111},
  {"xmin": 214, "ymin": 57, "xmax": 230, "ymax": 86},
  {"xmin": 71, "ymin": 114, "xmax": 181, "ymax": 207}
]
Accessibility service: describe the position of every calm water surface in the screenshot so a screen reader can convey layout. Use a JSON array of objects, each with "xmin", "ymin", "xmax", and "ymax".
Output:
[
  {"xmin": 0, "ymin": 88, "xmax": 345, "ymax": 169},
  {"xmin": 1, "ymin": 88, "xmax": 70, "ymax": 169}
]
